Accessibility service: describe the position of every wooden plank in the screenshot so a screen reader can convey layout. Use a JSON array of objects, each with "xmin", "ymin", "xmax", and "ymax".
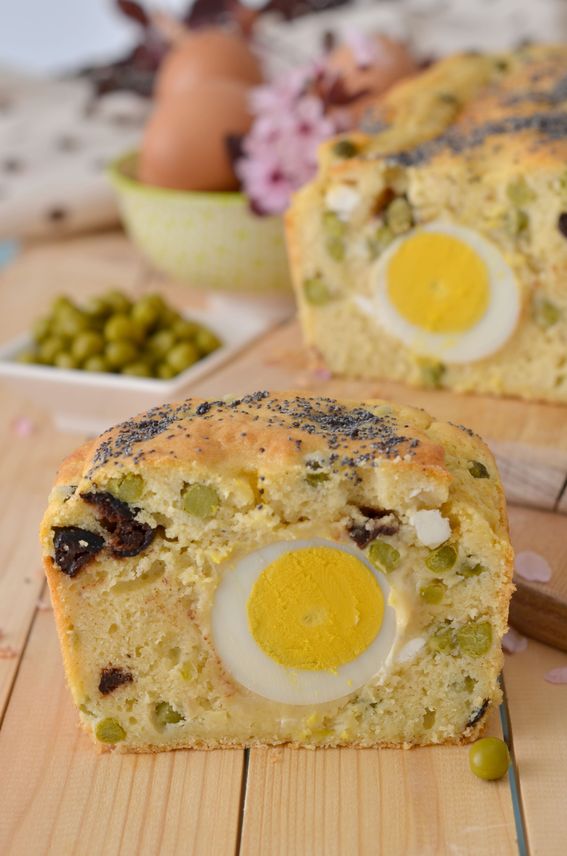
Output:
[
  {"xmin": 240, "ymin": 710, "xmax": 517, "ymax": 856},
  {"xmin": 0, "ymin": 393, "xmax": 78, "ymax": 718},
  {"xmin": 0, "ymin": 610, "xmax": 245, "ymax": 856},
  {"xmin": 508, "ymin": 506, "xmax": 567, "ymax": 652},
  {"xmin": 504, "ymin": 641, "xmax": 567, "ymax": 856}
]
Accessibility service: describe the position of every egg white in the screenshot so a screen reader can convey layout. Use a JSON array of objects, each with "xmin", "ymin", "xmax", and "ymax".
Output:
[
  {"xmin": 356, "ymin": 222, "xmax": 521, "ymax": 364},
  {"xmin": 211, "ymin": 538, "xmax": 396, "ymax": 705}
]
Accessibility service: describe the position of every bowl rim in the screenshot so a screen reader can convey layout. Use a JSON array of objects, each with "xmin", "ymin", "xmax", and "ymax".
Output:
[{"xmin": 107, "ymin": 151, "xmax": 246, "ymax": 205}]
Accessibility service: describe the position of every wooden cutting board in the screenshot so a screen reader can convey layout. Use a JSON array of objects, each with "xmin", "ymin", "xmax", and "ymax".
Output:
[{"xmin": 1, "ymin": 232, "xmax": 566, "ymax": 856}]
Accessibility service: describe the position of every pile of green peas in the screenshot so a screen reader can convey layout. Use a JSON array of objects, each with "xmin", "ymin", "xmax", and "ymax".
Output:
[{"xmin": 17, "ymin": 290, "xmax": 222, "ymax": 379}]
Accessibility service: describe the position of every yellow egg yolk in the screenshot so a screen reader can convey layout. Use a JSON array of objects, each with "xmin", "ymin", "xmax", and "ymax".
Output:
[
  {"xmin": 387, "ymin": 232, "xmax": 490, "ymax": 333},
  {"xmin": 247, "ymin": 546, "xmax": 384, "ymax": 671}
]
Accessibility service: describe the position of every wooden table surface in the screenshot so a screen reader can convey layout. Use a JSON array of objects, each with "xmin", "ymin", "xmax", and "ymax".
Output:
[{"xmin": 0, "ymin": 234, "xmax": 566, "ymax": 856}]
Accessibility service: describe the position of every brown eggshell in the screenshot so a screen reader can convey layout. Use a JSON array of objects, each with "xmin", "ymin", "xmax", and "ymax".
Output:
[
  {"xmin": 139, "ymin": 80, "xmax": 252, "ymax": 192},
  {"xmin": 327, "ymin": 35, "xmax": 419, "ymax": 123},
  {"xmin": 156, "ymin": 28, "xmax": 263, "ymax": 100}
]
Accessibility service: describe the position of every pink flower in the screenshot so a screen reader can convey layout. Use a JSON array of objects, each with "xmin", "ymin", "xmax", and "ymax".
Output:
[
  {"xmin": 236, "ymin": 156, "xmax": 293, "ymax": 216},
  {"xmin": 238, "ymin": 59, "xmax": 356, "ymax": 215}
]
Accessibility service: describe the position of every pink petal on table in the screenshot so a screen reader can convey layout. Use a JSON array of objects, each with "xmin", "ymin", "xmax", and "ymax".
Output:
[
  {"xmin": 11, "ymin": 415, "xmax": 36, "ymax": 437},
  {"xmin": 502, "ymin": 628, "xmax": 528, "ymax": 654},
  {"xmin": 515, "ymin": 550, "xmax": 552, "ymax": 583},
  {"xmin": 544, "ymin": 667, "xmax": 567, "ymax": 685},
  {"xmin": 0, "ymin": 646, "xmax": 19, "ymax": 659}
]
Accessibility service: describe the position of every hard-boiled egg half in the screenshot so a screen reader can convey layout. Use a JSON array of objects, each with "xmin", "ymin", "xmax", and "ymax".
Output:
[
  {"xmin": 212, "ymin": 538, "xmax": 396, "ymax": 705},
  {"xmin": 356, "ymin": 222, "xmax": 521, "ymax": 363}
]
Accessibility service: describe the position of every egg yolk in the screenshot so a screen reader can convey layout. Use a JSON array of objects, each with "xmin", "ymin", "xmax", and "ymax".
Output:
[
  {"xmin": 387, "ymin": 232, "xmax": 489, "ymax": 333},
  {"xmin": 247, "ymin": 546, "xmax": 383, "ymax": 671}
]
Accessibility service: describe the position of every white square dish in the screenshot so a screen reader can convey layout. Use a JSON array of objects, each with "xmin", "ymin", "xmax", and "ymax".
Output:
[{"xmin": 0, "ymin": 294, "xmax": 291, "ymax": 435}]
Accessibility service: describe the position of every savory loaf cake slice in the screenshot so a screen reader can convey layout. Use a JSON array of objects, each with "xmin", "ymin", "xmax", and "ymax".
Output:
[
  {"xmin": 286, "ymin": 44, "xmax": 567, "ymax": 402},
  {"xmin": 40, "ymin": 392, "xmax": 514, "ymax": 752}
]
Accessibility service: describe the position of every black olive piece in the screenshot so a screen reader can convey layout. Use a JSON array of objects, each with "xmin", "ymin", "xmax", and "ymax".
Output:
[
  {"xmin": 347, "ymin": 507, "xmax": 400, "ymax": 549},
  {"xmin": 466, "ymin": 699, "xmax": 490, "ymax": 728},
  {"xmin": 81, "ymin": 491, "xmax": 156, "ymax": 558},
  {"xmin": 558, "ymin": 212, "xmax": 567, "ymax": 239},
  {"xmin": 52, "ymin": 526, "xmax": 105, "ymax": 577},
  {"xmin": 98, "ymin": 666, "xmax": 133, "ymax": 695}
]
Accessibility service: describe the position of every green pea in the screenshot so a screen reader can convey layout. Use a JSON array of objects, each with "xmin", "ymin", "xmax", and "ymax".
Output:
[
  {"xmin": 107, "ymin": 473, "xmax": 144, "ymax": 502},
  {"xmin": 131, "ymin": 297, "xmax": 161, "ymax": 330},
  {"xmin": 173, "ymin": 318, "xmax": 201, "ymax": 341},
  {"xmin": 123, "ymin": 361, "xmax": 153, "ymax": 378},
  {"xmin": 332, "ymin": 139, "xmax": 359, "ymax": 159},
  {"xmin": 194, "ymin": 328, "xmax": 222, "ymax": 356},
  {"xmin": 420, "ymin": 580, "xmax": 446, "ymax": 604},
  {"xmin": 422, "ymin": 708, "xmax": 436, "ymax": 729},
  {"xmin": 39, "ymin": 335, "xmax": 66, "ymax": 364},
  {"xmin": 101, "ymin": 289, "xmax": 132, "ymax": 314},
  {"xmin": 326, "ymin": 236, "xmax": 345, "ymax": 261},
  {"xmin": 458, "ymin": 562, "xmax": 487, "ymax": 578},
  {"xmin": 83, "ymin": 355, "xmax": 108, "ymax": 373},
  {"xmin": 72, "ymin": 331, "xmax": 104, "ymax": 362},
  {"xmin": 182, "ymin": 483, "xmax": 220, "ymax": 518},
  {"xmin": 149, "ymin": 329, "xmax": 177, "ymax": 357},
  {"xmin": 457, "ymin": 621, "xmax": 493, "ymax": 657},
  {"xmin": 54, "ymin": 308, "xmax": 88, "ymax": 337},
  {"xmin": 104, "ymin": 313, "xmax": 141, "ymax": 343},
  {"xmin": 304, "ymin": 277, "xmax": 332, "ymax": 306},
  {"xmin": 306, "ymin": 471, "xmax": 330, "ymax": 486},
  {"xmin": 106, "ymin": 340, "xmax": 139, "ymax": 369},
  {"xmin": 419, "ymin": 360, "xmax": 446, "ymax": 388},
  {"xmin": 385, "ymin": 197, "xmax": 413, "ymax": 235},
  {"xmin": 157, "ymin": 362, "xmax": 177, "ymax": 380},
  {"xmin": 84, "ymin": 295, "xmax": 112, "ymax": 320},
  {"xmin": 430, "ymin": 625, "xmax": 456, "ymax": 653},
  {"xmin": 52, "ymin": 296, "xmax": 75, "ymax": 315},
  {"xmin": 426, "ymin": 544, "xmax": 457, "ymax": 573},
  {"xmin": 54, "ymin": 352, "xmax": 78, "ymax": 370},
  {"xmin": 167, "ymin": 342, "xmax": 199, "ymax": 374},
  {"xmin": 367, "ymin": 225, "xmax": 394, "ymax": 259},
  {"xmin": 95, "ymin": 717, "xmax": 126, "ymax": 743},
  {"xmin": 533, "ymin": 298, "xmax": 561, "ymax": 329},
  {"xmin": 323, "ymin": 211, "xmax": 346, "ymax": 237},
  {"xmin": 154, "ymin": 701, "xmax": 184, "ymax": 727},
  {"xmin": 16, "ymin": 349, "xmax": 38, "ymax": 364},
  {"xmin": 506, "ymin": 178, "xmax": 535, "ymax": 206},
  {"xmin": 368, "ymin": 540, "xmax": 400, "ymax": 573},
  {"xmin": 505, "ymin": 208, "xmax": 529, "ymax": 236},
  {"xmin": 469, "ymin": 737, "xmax": 510, "ymax": 780},
  {"xmin": 469, "ymin": 460, "xmax": 489, "ymax": 479},
  {"xmin": 32, "ymin": 316, "xmax": 51, "ymax": 342}
]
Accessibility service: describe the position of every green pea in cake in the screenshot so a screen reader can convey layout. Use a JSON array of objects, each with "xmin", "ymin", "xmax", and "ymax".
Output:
[
  {"xmin": 40, "ymin": 392, "xmax": 514, "ymax": 752},
  {"xmin": 286, "ymin": 44, "xmax": 567, "ymax": 402}
]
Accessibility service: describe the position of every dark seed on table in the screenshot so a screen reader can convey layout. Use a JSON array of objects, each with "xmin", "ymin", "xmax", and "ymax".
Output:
[
  {"xmin": 98, "ymin": 666, "xmax": 133, "ymax": 695},
  {"xmin": 52, "ymin": 526, "xmax": 105, "ymax": 577}
]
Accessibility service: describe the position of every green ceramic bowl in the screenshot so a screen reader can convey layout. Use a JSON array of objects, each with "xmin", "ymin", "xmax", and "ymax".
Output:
[{"xmin": 108, "ymin": 153, "xmax": 291, "ymax": 292}]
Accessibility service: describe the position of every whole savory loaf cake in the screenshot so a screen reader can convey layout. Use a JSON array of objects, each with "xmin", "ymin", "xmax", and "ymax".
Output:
[
  {"xmin": 40, "ymin": 392, "xmax": 513, "ymax": 752},
  {"xmin": 286, "ymin": 44, "xmax": 567, "ymax": 402}
]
